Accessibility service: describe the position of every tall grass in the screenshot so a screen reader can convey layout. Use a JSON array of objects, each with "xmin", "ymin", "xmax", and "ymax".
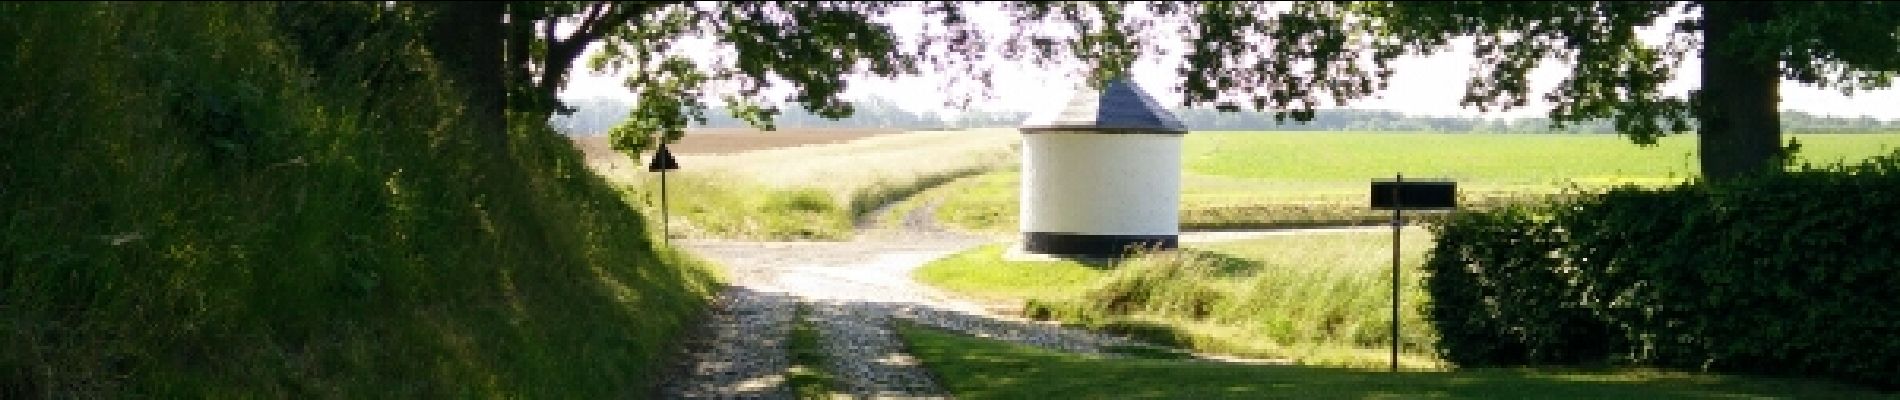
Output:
[
  {"xmin": 595, "ymin": 129, "xmax": 1018, "ymax": 239},
  {"xmin": 914, "ymin": 230, "xmax": 1440, "ymax": 368},
  {"xmin": 2, "ymin": 3, "xmax": 719, "ymax": 396}
]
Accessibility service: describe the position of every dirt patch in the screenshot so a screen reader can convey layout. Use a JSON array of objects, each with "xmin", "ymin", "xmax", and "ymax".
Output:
[{"xmin": 569, "ymin": 128, "xmax": 911, "ymax": 162}]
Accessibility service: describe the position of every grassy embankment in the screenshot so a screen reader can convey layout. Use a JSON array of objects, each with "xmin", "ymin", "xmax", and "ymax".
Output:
[
  {"xmin": 899, "ymin": 323, "xmax": 1892, "ymax": 399},
  {"xmin": 2, "ymin": 3, "xmax": 718, "ymax": 396},
  {"xmin": 915, "ymin": 230, "xmax": 1441, "ymax": 368},
  {"xmin": 589, "ymin": 130, "xmax": 1018, "ymax": 240},
  {"xmin": 925, "ymin": 132, "xmax": 1900, "ymax": 233}
]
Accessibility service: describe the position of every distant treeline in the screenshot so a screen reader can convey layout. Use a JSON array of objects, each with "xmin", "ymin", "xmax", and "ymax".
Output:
[{"xmin": 553, "ymin": 96, "xmax": 1900, "ymax": 135}]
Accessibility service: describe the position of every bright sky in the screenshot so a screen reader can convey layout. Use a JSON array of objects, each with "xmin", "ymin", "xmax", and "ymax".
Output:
[{"xmin": 560, "ymin": 7, "xmax": 1900, "ymax": 121}]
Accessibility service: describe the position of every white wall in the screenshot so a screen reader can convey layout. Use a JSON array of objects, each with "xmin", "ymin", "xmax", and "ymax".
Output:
[{"xmin": 1020, "ymin": 132, "xmax": 1181, "ymax": 235}]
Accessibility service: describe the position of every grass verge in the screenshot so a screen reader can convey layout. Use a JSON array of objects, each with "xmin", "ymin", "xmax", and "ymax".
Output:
[
  {"xmin": 788, "ymin": 304, "xmax": 840, "ymax": 399},
  {"xmin": 898, "ymin": 323, "xmax": 1892, "ymax": 399},
  {"xmin": 914, "ymin": 230, "xmax": 1440, "ymax": 368}
]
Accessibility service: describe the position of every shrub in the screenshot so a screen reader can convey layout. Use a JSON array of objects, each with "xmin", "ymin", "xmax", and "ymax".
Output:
[
  {"xmin": 1426, "ymin": 153, "xmax": 1900, "ymax": 387},
  {"xmin": 1424, "ymin": 207, "xmax": 1620, "ymax": 366}
]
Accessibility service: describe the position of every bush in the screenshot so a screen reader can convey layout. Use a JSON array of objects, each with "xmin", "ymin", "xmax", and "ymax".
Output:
[
  {"xmin": 1426, "ymin": 153, "xmax": 1900, "ymax": 387},
  {"xmin": 1424, "ymin": 207, "xmax": 1619, "ymax": 366}
]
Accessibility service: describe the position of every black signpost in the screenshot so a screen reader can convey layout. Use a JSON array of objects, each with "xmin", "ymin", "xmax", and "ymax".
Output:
[
  {"xmin": 649, "ymin": 142, "xmax": 680, "ymax": 244},
  {"xmin": 1369, "ymin": 174, "xmax": 1456, "ymax": 372}
]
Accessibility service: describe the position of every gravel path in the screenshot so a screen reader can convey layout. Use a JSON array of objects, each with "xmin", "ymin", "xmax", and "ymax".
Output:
[{"xmin": 660, "ymin": 200, "xmax": 1142, "ymax": 399}]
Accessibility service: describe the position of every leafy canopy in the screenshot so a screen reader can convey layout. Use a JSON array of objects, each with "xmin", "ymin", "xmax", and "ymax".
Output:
[{"xmin": 514, "ymin": 1, "xmax": 1899, "ymax": 155}]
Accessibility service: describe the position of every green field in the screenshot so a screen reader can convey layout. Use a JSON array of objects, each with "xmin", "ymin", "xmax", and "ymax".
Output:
[
  {"xmin": 1186, "ymin": 132, "xmax": 1899, "ymax": 182},
  {"xmin": 925, "ymin": 132, "xmax": 1900, "ymax": 233},
  {"xmin": 914, "ymin": 229, "xmax": 1441, "ymax": 368},
  {"xmin": 900, "ymin": 323, "xmax": 1892, "ymax": 399}
]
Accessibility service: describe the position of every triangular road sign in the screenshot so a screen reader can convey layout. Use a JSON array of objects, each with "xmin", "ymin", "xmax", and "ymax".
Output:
[{"xmin": 648, "ymin": 143, "xmax": 679, "ymax": 172}]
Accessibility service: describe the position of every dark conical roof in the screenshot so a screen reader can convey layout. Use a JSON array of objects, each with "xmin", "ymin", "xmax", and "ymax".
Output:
[{"xmin": 1019, "ymin": 77, "xmax": 1187, "ymax": 134}]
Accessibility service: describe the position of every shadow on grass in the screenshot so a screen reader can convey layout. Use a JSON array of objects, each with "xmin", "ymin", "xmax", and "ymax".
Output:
[
  {"xmin": 1039, "ymin": 247, "xmax": 1265, "ymax": 276},
  {"xmin": 896, "ymin": 323, "xmax": 1894, "ymax": 400}
]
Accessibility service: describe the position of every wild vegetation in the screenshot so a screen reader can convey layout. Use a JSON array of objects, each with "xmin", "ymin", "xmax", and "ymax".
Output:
[
  {"xmin": 1, "ymin": 3, "xmax": 718, "ymax": 396},
  {"xmin": 914, "ymin": 230, "xmax": 1440, "ymax": 368}
]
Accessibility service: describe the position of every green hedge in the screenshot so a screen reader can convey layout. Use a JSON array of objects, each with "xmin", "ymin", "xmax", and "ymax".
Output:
[{"xmin": 1426, "ymin": 154, "xmax": 1900, "ymax": 388}]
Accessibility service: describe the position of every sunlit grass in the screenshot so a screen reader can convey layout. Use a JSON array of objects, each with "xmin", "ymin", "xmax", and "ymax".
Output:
[
  {"xmin": 913, "ymin": 229, "xmax": 1440, "ymax": 368},
  {"xmin": 910, "ymin": 244, "xmax": 1105, "ymax": 302}
]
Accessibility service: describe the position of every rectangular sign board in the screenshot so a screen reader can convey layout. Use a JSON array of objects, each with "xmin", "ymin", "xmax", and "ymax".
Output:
[{"xmin": 1370, "ymin": 180, "xmax": 1457, "ymax": 210}]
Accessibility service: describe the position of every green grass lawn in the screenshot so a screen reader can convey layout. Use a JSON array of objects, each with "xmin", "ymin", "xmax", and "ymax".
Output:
[
  {"xmin": 911, "ymin": 244, "xmax": 1108, "ymax": 301},
  {"xmin": 924, "ymin": 132, "xmax": 1900, "ymax": 232},
  {"xmin": 900, "ymin": 323, "xmax": 1894, "ymax": 399},
  {"xmin": 914, "ymin": 229, "xmax": 1442, "ymax": 368}
]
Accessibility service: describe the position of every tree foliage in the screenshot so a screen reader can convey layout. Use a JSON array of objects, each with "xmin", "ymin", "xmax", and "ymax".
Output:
[{"xmin": 435, "ymin": 1, "xmax": 1898, "ymax": 178}]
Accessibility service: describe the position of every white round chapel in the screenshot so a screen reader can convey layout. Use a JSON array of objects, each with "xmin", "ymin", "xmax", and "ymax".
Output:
[{"xmin": 1017, "ymin": 78, "xmax": 1187, "ymax": 258}]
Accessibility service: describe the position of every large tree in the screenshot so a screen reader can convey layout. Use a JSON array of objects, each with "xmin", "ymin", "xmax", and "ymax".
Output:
[
  {"xmin": 408, "ymin": 1, "xmax": 1898, "ymax": 181},
  {"xmin": 1135, "ymin": 1, "xmax": 1898, "ymax": 180},
  {"xmin": 400, "ymin": 1, "xmax": 966, "ymax": 154}
]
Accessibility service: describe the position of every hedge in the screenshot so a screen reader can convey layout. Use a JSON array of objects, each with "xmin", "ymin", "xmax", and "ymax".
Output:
[{"xmin": 1426, "ymin": 153, "xmax": 1900, "ymax": 388}]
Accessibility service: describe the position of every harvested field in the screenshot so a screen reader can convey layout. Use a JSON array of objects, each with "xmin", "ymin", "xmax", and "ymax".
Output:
[
  {"xmin": 570, "ymin": 128, "xmax": 907, "ymax": 162},
  {"xmin": 581, "ymin": 128, "xmax": 1019, "ymax": 240}
]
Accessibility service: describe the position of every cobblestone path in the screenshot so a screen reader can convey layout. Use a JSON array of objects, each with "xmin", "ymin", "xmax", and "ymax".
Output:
[{"xmin": 659, "ymin": 202, "xmax": 1141, "ymax": 399}]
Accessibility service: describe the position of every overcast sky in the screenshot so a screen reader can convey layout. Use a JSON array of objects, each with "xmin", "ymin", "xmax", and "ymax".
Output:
[{"xmin": 560, "ymin": 7, "xmax": 1899, "ymax": 121}]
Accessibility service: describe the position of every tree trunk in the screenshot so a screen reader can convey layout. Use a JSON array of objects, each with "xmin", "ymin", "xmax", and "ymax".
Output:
[
  {"xmin": 1696, "ymin": 2, "xmax": 1783, "ymax": 181},
  {"xmin": 419, "ymin": 2, "xmax": 508, "ymax": 146}
]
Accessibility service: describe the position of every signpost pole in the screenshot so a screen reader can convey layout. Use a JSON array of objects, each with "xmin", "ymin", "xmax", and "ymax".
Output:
[
  {"xmin": 649, "ymin": 141, "xmax": 680, "ymax": 246},
  {"xmin": 1370, "ymin": 174, "xmax": 1453, "ymax": 373},
  {"xmin": 660, "ymin": 169, "xmax": 669, "ymax": 245},
  {"xmin": 1391, "ymin": 174, "xmax": 1402, "ymax": 372}
]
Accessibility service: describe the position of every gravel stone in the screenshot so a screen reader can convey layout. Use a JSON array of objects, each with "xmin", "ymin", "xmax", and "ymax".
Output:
[{"xmin": 661, "ymin": 200, "xmax": 1145, "ymax": 399}]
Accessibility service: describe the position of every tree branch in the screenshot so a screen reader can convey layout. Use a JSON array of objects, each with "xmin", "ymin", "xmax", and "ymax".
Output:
[{"xmin": 532, "ymin": 2, "xmax": 649, "ymax": 114}]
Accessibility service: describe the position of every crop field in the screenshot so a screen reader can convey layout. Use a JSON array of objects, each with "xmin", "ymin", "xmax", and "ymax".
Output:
[
  {"xmin": 571, "ymin": 128, "xmax": 902, "ymax": 161},
  {"xmin": 576, "ymin": 129, "xmax": 1018, "ymax": 239},
  {"xmin": 575, "ymin": 130, "xmax": 1900, "ymax": 238},
  {"xmin": 923, "ymin": 132, "xmax": 1900, "ymax": 233},
  {"xmin": 1184, "ymin": 132, "xmax": 1899, "ymax": 182}
]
